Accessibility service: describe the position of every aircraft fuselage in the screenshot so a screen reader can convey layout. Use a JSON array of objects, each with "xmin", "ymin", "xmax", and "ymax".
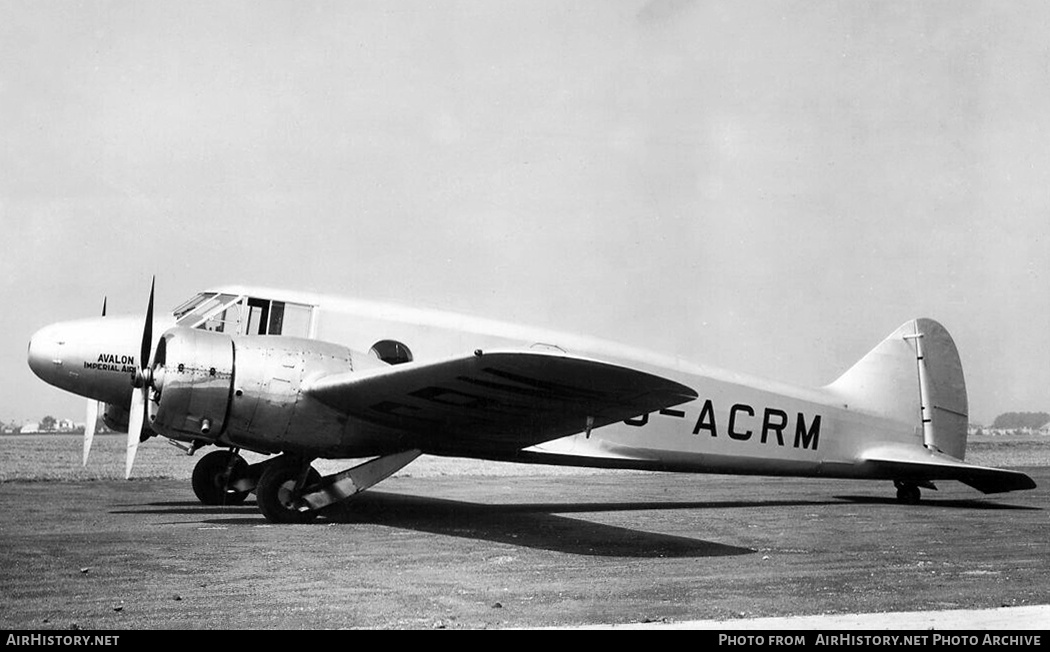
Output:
[{"xmin": 27, "ymin": 284, "xmax": 1035, "ymax": 522}]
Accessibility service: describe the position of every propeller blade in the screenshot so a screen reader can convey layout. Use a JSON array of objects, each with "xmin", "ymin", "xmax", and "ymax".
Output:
[
  {"xmin": 83, "ymin": 296, "xmax": 107, "ymax": 467},
  {"xmin": 126, "ymin": 277, "xmax": 156, "ymax": 480},
  {"xmin": 83, "ymin": 400, "xmax": 99, "ymax": 466},
  {"xmin": 140, "ymin": 278, "xmax": 154, "ymax": 373},
  {"xmin": 126, "ymin": 388, "xmax": 145, "ymax": 479}
]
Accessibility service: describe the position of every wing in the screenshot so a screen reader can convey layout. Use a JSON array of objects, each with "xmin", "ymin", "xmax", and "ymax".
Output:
[
  {"xmin": 305, "ymin": 349, "xmax": 698, "ymax": 454},
  {"xmin": 861, "ymin": 445, "xmax": 1036, "ymax": 494}
]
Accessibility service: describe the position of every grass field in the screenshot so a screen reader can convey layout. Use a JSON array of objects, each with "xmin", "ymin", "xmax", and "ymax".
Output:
[
  {"xmin": 0, "ymin": 433, "xmax": 613, "ymax": 482},
  {"xmin": 1, "ymin": 432, "xmax": 1047, "ymax": 482}
]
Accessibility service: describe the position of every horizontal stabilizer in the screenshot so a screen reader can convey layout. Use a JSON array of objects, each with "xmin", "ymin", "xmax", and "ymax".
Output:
[
  {"xmin": 862, "ymin": 445, "xmax": 1036, "ymax": 494},
  {"xmin": 306, "ymin": 350, "xmax": 698, "ymax": 453}
]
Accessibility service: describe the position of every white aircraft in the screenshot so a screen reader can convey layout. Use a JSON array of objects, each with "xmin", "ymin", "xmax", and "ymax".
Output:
[{"xmin": 27, "ymin": 282, "xmax": 1035, "ymax": 523}]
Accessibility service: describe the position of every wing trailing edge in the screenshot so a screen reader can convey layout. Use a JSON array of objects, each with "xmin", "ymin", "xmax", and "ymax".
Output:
[{"xmin": 304, "ymin": 349, "xmax": 698, "ymax": 452}]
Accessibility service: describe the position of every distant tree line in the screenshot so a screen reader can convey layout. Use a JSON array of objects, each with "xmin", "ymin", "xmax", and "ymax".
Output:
[
  {"xmin": 1, "ymin": 414, "xmax": 112, "ymax": 434},
  {"xmin": 991, "ymin": 412, "xmax": 1050, "ymax": 429}
]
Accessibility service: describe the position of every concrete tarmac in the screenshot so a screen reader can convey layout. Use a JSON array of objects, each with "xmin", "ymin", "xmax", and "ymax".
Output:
[{"xmin": 0, "ymin": 467, "xmax": 1047, "ymax": 630}]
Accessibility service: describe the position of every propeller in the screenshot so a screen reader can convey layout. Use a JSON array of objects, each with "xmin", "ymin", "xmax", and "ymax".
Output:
[
  {"xmin": 126, "ymin": 280, "xmax": 155, "ymax": 479},
  {"xmin": 83, "ymin": 400, "xmax": 99, "ymax": 466},
  {"xmin": 83, "ymin": 296, "xmax": 107, "ymax": 466}
]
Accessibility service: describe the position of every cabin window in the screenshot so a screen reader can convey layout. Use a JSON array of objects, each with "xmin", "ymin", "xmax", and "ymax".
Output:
[{"xmin": 369, "ymin": 340, "xmax": 413, "ymax": 365}]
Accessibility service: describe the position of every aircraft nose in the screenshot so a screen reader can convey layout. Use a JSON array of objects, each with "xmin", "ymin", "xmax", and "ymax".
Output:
[
  {"xmin": 28, "ymin": 314, "xmax": 173, "ymax": 405},
  {"xmin": 27, "ymin": 323, "xmax": 65, "ymax": 383}
]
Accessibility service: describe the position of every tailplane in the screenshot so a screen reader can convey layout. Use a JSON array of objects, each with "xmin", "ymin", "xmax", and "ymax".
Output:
[{"xmin": 826, "ymin": 318, "xmax": 968, "ymax": 460}]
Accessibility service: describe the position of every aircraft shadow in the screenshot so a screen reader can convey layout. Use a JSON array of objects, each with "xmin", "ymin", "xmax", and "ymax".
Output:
[
  {"xmin": 327, "ymin": 492, "xmax": 759, "ymax": 558},
  {"xmin": 111, "ymin": 490, "xmax": 1038, "ymax": 556},
  {"xmin": 114, "ymin": 501, "xmax": 255, "ymax": 510},
  {"xmin": 114, "ymin": 492, "xmax": 787, "ymax": 558}
]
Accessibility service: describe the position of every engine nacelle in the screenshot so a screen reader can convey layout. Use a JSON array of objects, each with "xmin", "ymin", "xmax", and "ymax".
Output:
[
  {"xmin": 102, "ymin": 402, "xmax": 129, "ymax": 432},
  {"xmin": 148, "ymin": 328, "xmax": 386, "ymax": 455},
  {"xmin": 103, "ymin": 402, "xmax": 152, "ymax": 441}
]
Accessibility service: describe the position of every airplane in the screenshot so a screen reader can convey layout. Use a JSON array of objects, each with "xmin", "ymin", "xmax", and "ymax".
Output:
[{"xmin": 27, "ymin": 281, "xmax": 1036, "ymax": 523}]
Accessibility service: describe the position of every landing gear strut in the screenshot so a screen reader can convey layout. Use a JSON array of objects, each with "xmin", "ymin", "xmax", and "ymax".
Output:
[
  {"xmin": 256, "ymin": 456, "xmax": 322, "ymax": 524},
  {"xmin": 894, "ymin": 481, "xmax": 922, "ymax": 505},
  {"xmin": 191, "ymin": 449, "xmax": 251, "ymax": 506}
]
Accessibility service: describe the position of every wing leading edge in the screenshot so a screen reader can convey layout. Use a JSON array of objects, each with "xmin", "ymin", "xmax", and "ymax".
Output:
[{"xmin": 304, "ymin": 349, "xmax": 698, "ymax": 454}]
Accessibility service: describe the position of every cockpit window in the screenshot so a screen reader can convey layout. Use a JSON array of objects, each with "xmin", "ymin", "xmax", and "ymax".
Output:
[
  {"xmin": 199, "ymin": 296, "xmax": 244, "ymax": 333},
  {"xmin": 176, "ymin": 294, "xmax": 240, "ymax": 330},
  {"xmin": 245, "ymin": 298, "xmax": 271, "ymax": 335},
  {"xmin": 244, "ymin": 298, "xmax": 314, "ymax": 337},
  {"xmin": 174, "ymin": 292, "xmax": 315, "ymax": 337},
  {"xmin": 173, "ymin": 293, "xmax": 217, "ymax": 321}
]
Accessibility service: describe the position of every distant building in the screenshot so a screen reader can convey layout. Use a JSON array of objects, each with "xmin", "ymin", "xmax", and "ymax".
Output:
[{"xmin": 7, "ymin": 418, "xmax": 85, "ymax": 434}]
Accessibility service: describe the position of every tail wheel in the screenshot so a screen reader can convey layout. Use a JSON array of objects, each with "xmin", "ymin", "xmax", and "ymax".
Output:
[
  {"xmin": 191, "ymin": 449, "xmax": 250, "ymax": 506},
  {"xmin": 256, "ymin": 460, "xmax": 322, "ymax": 524},
  {"xmin": 895, "ymin": 482, "xmax": 921, "ymax": 505}
]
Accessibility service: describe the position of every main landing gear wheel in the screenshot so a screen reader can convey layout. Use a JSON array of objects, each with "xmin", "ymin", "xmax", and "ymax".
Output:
[
  {"xmin": 256, "ymin": 460, "xmax": 322, "ymax": 524},
  {"xmin": 895, "ymin": 482, "xmax": 922, "ymax": 505},
  {"xmin": 192, "ymin": 449, "xmax": 251, "ymax": 506}
]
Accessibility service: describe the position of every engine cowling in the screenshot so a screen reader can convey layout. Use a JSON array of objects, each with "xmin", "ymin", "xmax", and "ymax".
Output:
[
  {"xmin": 150, "ymin": 328, "xmax": 235, "ymax": 440},
  {"xmin": 147, "ymin": 328, "xmax": 385, "ymax": 456},
  {"xmin": 102, "ymin": 402, "xmax": 129, "ymax": 432}
]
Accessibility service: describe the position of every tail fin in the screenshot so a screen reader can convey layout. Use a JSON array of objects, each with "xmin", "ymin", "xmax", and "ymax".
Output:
[{"xmin": 826, "ymin": 318, "xmax": 968, "ymax": 460}]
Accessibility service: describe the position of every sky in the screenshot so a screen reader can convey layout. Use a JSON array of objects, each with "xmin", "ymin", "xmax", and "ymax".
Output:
[{"xmin": 1, "ymin": 0, "xmax": 1048, "ymax": 426}]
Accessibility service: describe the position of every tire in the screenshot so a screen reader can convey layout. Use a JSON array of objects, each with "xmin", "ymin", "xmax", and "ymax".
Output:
[
  {"xmin": 896, "ymin": 484, "xmax": 921, "ymax": 505},
  {"xmin": 256, "ymin": 461, "xmax": 321, "ymax": 524},
  {"xmin": 191, "ymin": 450, "xmax": 250, "ymax": 506}
]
